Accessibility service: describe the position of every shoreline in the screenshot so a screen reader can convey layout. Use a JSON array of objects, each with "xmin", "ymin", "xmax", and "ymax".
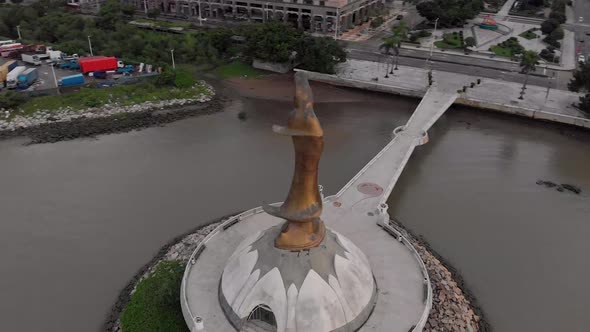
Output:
[
  {"xmin": 104, "ymin": 212, "xmax": 489, "ymax": 332},
  {"xmin": 0, "ymin": 82, "xmax": 217, "ymax": 144},
  {"xmin": 294, "ymin": 67, "xmax": 590, "ymax": 130}
]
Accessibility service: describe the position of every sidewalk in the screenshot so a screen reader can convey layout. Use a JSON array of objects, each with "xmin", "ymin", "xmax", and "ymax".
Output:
[{"xmin": 306, "ymin": 59, "xmax": 589, "ymax": 128}]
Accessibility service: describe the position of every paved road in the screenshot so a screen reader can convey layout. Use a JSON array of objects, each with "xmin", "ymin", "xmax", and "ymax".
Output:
[
  {"xmin": 345, "ymin": 43, "xmax": 571, "ymax": 90},
  {"xmin": 571, "ymin": 0, "xmax": 590, "ymax": 62}
]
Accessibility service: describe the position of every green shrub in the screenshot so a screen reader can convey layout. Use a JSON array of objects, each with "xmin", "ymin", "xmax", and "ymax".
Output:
[
  {"xmin": 0, "ymin": 91, "xmax": 26, "ymax": 110},
  {"xmin": 541, "ymin": 18, "xmax": 560, "ymax": 34},
  {"xmin": 174, "ymin": 70, "xmax": 195, "ymax": 89},
  {"xmin": 156, "ymin": 69, "xmax": 176, "ymax": 87},
  {"xmin": 370, "ymin": 16, "xmax": 384, "ymax": 29},
  {"xmin": 120, "ymin": 260, "xmax": 187, "ymax": 332},
  {"xmin": 550, "ymin": 27, "xmax": 564, "ymax": 40}
]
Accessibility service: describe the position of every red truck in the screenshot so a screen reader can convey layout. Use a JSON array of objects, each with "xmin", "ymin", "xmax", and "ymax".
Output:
[{"xmin": 78, "ymin": 56, "xmax": 119, "ymax": 74}]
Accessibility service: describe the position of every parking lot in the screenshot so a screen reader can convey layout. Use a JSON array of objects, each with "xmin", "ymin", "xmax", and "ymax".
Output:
[{"xmin": 1, "ymin": 57, "xmax": 85, "ymax": 92}]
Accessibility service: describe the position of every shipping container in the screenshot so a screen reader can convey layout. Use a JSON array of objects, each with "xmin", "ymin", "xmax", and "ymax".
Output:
[
  {"xmin": 0, "ymin": 60, "xmax": 18, "ymax": 84},
  {"xmin": 58, "ymin": 73, "xmax": 85, "ymax": 87},
  {"xmin": 17, "ymin": 68, "xmax": 39, "ymax": 89},
  {"xmin": 78, "ymin": 56, "xmax": 118, "ymax": 74}
]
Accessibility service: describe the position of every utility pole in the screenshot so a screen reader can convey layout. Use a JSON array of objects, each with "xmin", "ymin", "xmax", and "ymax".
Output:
[
  {"xmin": 144, "ymin": 0, "xmax": 148, "ymax": 14},
  {"xmin": 171, "ymin": 49, "xmax": 175, "ymax": 69},
  {"xmin": 198, "ymin": 0, "xmax": 203, "ymax": 26},
  {"xmin": 87, "ymin": 35, "xmax": 93, "ymax": 56},
  {"xmin": 16, "ymin": 25, "xmax": 22, "ymax": 40},
  {"xmin": 545, "ymin": 72, "xmax": 556, "ymax": 102}
]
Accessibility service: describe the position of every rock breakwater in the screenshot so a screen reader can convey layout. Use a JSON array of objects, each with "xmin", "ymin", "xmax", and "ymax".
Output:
[
  {"xmin": 0, "ymin": 82, "xmax": 218, "ymax": 144},
  {"xmin": 390, "ymin": 219, "xmax": 490, "ymax": 332}
]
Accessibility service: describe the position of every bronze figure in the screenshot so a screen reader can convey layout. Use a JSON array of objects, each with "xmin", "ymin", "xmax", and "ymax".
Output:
[{"xmin": 263, "ymin": 72, "xmax": 326, "ymax": 250}]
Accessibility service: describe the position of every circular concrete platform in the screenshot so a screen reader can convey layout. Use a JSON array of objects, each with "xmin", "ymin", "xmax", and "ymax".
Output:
[{"xmin": 181, "ymin": 200, "xmax": 431, "ymax": 332}]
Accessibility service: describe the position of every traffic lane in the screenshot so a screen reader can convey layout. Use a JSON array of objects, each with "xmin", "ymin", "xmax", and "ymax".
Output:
[
  {"xmin": 347, "ymin": 49, "xmax": 564, "ymax": 89},
  {"xmin": 347, "ymin": 40, "xmax": 524, "ymax": 72}
]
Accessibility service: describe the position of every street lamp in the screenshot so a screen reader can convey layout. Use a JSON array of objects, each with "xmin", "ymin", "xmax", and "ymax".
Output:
[
  {"xmin": 51, "ymin": 63, "xmax": 60, "ymax": 95},
  {"xmin": 197, "ymin": 0, "xmax": 203, "ymax": 26},
  {"xmin": 429, "ymin": 17, "xmax": 439, "ymax": 61},
  {"xmin": 87, "ymin": 35, "xmax": 93, "ymax": 56},
  {"xmin": 16, "ymin": 25, "xmax": 22, "ymax": 40},
  {"xmin": 170, "ymin": 49, "xmax": 175, "ymax": 69},
  {"xmin": 334, "ymin": 8, "xmax": 340, "ymax": 40}
]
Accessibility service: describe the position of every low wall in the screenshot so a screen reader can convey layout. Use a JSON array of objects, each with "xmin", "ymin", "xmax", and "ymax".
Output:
[
  {"xmin": 252, "ymin": 59, "xmax": 294, "ymax": 74},
  {"xmin": 296, "ymin": 69, "xmax": 590, "ymax": 130}
]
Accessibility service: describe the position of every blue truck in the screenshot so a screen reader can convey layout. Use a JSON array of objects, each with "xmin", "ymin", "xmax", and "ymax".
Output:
[
  {"xmin": 17, "ymin": 68, "xmax": 39, "ymax": 89},
  {"xmin": 116, "ymin": 65, "xmax": 134, "ymax": 74},
  {"xmin": 58, "ymin": 60, "xmax": 80, "ymax": 70},
  {"xmin": 58, "ymin": 73, "xmax": 85, "ymax": 87}
]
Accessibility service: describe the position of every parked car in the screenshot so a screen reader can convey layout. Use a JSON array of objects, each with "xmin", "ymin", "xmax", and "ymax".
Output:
[
  {"xmin": 92, "ymin": 70, "xmax": 107, "ymax": 79},
  {"xmin": 580, "ymin": 17, "xmax": 584, "ymax": 22},
  {"xmin": 578, "ymin": 54, "xmax": 585, "ymax": 64}
]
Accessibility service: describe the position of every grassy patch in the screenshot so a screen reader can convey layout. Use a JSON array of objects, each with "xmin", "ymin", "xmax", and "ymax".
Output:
[
  {"xmin": 519, "ymin": 29, "xmax": 539, "ymax": 40},
  {"xmin": 213, "ymin": 61, "xmax": 267, "ymax": 79},
  {"xmin": 434, "ymin": 32, "xmax": 464, "ymax": 49},
  {"xmin": 490, "ymin": 37, "xmax": 525, "ymax": 57},
  {"xmin": 132, "ymin": 18, "xmax": 191, "ymax": 29},
  {"xmin": 15, "ymin": 81, "xmax": 210, "ymax": 117},
  {"xmin": 121, "ymin": 261, "xmax": 188, "ymax": 332}
]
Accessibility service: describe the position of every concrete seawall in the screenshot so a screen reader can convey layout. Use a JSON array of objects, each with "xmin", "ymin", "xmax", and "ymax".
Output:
[{"xmin": 296, "ymin": 69, "xmax": 590, "ymax": 130}]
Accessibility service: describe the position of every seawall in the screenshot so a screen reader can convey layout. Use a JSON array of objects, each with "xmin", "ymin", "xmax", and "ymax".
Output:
[{"xmin": 296, "ymin": 69, "xmax": 590, "ymax": 130}]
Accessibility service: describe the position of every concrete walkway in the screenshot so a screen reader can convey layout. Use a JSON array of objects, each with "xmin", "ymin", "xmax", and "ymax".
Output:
[
  {"xmin": 333, "ymin": 85, "xmax": 458, "ymax": 212},
  {"xmin": 497, "ymin": 0, "xmax": 518, "ymax": 19},
  {"xmin": 301, "ymin": 59, "xmax": 589, "ymax": 129}
]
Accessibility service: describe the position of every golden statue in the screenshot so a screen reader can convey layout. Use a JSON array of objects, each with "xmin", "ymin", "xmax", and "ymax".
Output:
[{"xmin": 263, "ymin": 72, "xmax": 326, "ymax": 250}]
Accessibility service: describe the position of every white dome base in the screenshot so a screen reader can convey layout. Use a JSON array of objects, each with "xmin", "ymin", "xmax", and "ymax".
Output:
[{"xmin": 219, "ymin": 225, "xmax": 377, "ymax": 332}]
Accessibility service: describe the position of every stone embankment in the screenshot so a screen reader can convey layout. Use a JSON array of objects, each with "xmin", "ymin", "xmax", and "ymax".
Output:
[
  {"xmin": 106, "ymin": 215, "xmax": 489, "ymax": 332},
  {"xmin": 390, "ymin": 219, "xmax": 490, "ymax": 332},
  {"xmin": 0, "ymin": 82, "xmax": 218, "ymax": 144}
]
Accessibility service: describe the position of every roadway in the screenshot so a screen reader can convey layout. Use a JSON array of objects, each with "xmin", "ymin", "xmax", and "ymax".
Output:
[
  {"xmin": 570, "ymin": 0, "xmax": 590, "ymax": 60},
  {"xmin": 345, "ymin": 42, "xmax": 571, "ymax": 90}
]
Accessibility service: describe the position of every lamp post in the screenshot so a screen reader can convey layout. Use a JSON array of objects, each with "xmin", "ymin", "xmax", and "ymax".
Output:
[
  {"xmin": 429, "ymin": 17, "xmax": 439, "ymax": 61},
  {"xmin": 196, "ymin": 0, "xmax": 204, "ymax": 26},
  {"xmin": 87, "ymin": 35, "xmax": 93, "ymax": 56},
  {"xmin": 264, "ymin": 2, "xmax": 270, "ymax": 22},
  {"xmin": 51, "ymin": 63, "xmax": 60, "ymax": 95},
  {"xmin": 16, "ymin": 25, "xmax": 22, "ymax": 40},
  {"xmin": 334, "ymin": 8, "xmax": 340, "ymax": 40},
  {"xmin": 171, "ymin": 49, "xmax": 175, "ymax": 69}
]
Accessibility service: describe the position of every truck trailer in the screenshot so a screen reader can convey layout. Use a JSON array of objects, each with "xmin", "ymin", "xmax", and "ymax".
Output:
[
  {"xmin": 17, "ymin": 68, "xmax": 39, "ymax": 89},
  {"xmin": 21, "ymin": 53, "xmax": 42, "ymax": 66},
  {"xmin": 78, "ymin": 56, "xmax": 118, "ymax": 74},
  {"xmin": 0, "ymin": 60, "xmax": 18, "ymax": 86},
  {"xmin": 6, "ymin": 66, "xmax": 26, "ymax": 89},
  {"xmin": 58, "ymin": 73, "xmax": 85, "ymax": 87}
]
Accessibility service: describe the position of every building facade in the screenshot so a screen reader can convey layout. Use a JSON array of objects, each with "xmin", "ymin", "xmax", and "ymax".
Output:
[{"xmin": 130, "ymin": 0, "xmax": 384, "ymax": 34}]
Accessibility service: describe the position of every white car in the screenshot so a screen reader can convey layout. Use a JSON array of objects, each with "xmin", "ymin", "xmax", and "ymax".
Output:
[
  {"xmin": 580, "ymin": 17, "xmax": 584, "ymax": 23},
  {"xmin": 578, "ymin": 54, "xmax": 585, "ymax": 63}
]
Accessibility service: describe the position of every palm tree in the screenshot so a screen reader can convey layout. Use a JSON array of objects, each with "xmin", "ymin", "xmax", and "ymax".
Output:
[
  {"xmin": 379, "ymin": 37, "xmax": 396, "ymax": 77},
  {"xmin": 519, "ymin": 50, "xmax": 540, "ymax": 99}
]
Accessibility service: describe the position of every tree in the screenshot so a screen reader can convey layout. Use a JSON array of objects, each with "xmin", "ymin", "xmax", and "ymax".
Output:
[
  {"xmin": 549, "ymin": 11, "xmax": 566, "ymax": 24},
  {"xmin": 97, "ymin": 0, "xmax": 123, "ymax": 30},
  {"xmin": 576, "ymin": 94, "xmax": 590, "ymax": 116},
  {"xmin": 540, "ymin": 18, "xmax": 560, "ymax": 34},
  {"xmin": 568, "ymin": 63, "xmax": 590, "ymax": 92},
  {"xmin": 379, "ymin": 37, "xmax": 397, "ymax": 76},
  {"xmin": 147, "ymin": 8, "xmax": 161, "ymax": 20},
  {"xmin": 417, "ymin": 0, "xmax": 484, "ymax": 27},
  {"xmin": 244, "ymin": 22, "xmax": 302, "ymax": 63},
  {"xmin": 550, "ymin": 27, "xmax": 564, "ymax": 40},
  {"xmin": 299, "ymin": 36, "xmax": 347, "ymax": 74},
  {"xmin": 121, "ymin": 5, "xmax": 136, "ymax": 18},
  {"xmin": 519, "ymin": 50, "xmax": 539, "ymax": 99},
  {"xmin": 464, "ymin": 36, "xmax": 476, "ymax": 48}
]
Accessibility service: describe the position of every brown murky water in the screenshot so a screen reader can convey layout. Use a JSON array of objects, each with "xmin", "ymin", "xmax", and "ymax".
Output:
[{"xmin": 0, "ymin": 82, "xmax": 588, "ymax": 332}]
